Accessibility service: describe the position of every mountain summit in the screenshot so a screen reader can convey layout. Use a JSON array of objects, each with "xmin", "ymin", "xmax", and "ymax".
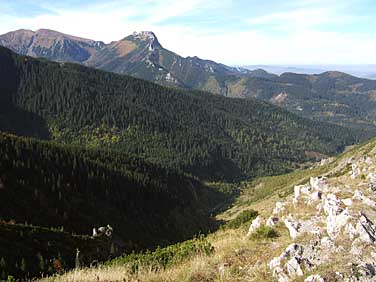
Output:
[{"xmin": 0, "ymin": 28, "xmax": 104, "ymax": 62}]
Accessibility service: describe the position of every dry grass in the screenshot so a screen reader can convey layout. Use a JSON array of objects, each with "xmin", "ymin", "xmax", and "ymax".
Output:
[{"xmin": 44, "ymin": 224, "xmax": 293, "ymax": 282}]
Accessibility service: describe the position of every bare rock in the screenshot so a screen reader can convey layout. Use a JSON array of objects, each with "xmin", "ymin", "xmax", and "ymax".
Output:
[
  {"xmin": 266, "ymin": 216, "xmax": 279, "ymax": 227},
  {"xmin": 269, "ymin": 243, "xmax": 311, "ymax": 282},
  {"xmin": 310, "ymin": 176, "xmax": 328, "ymax": 191},
  {"xmin": 308, "ymin": 191, "xmax": 322, "ymax": 205},
  {"xmin": 356, "ymin": 212, "xmax": 376, "ymax": 244},
  {"xmin": 272, "ymin": 267, "xmax": 290, "ymax": 282},
  {"xmin": 246, "ymin": 216, "xmax": 265, "ymax": 237},
  {"xmin": 305, "ymin": 274, "xmax": 324, "ymax": 282},
  {"xmin": 286, "ymin": 256, "xmax": 304, "ymax": 277},
  {"xmin": 368, "ymin": 173, "xmax": 376, "ymax": 183},
  {"xmin": 369, "ymin": 183, "xmax": 376, "ymax": 192},
  {"xmin": 347, "ymin": 262, "xmax": 376, "ymax": 282},
  {"xmin": 353, "ymin": 190, "xmax": 376, "ymax": 207},
  {"xmin": 320, "ymin": 236, "xmax": 336, "ymax": 251},
  {"xmin": 342, "ymin": 198, "xmax": 353, "ymax": 207},
  {"xmin": 284, "ymin": 216, "xmax": 301, "ymax": 239},
  {"xmin": 294, "ymin": 185, "xmax": 302, "ymax": 204},
  {"xmin": 323, "ymin": 193, "xmax": 343, "ymax": 216},
  {"xmin": 345, "ymin": 223, "xmax": 357, "ymax": 240},
  {"xmin": 366, "ymin": 157, "xmax": 373, "ymax": 165},
  {"xmin": 326, "ymin": 208, "xmax": 351, "ymax": 239},
  {"xmin": 351, "ymin": 238, "xmax": 364, "ymax": 256},
  {"xmin": 351, "ymin": 164, "xmax": 360, "ymax": 179},
  {"xmin": 273, "ymin": 201, "xmax": 286, "ymax": 215}
]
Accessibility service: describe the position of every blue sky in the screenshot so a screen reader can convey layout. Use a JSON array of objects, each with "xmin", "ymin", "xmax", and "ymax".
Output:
[{"xmin": 0, "ymin": 0, "xmax": 375, "ymax": 65}]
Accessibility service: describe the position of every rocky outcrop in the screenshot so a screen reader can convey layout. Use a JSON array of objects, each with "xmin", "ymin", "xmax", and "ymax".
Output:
[
  {"xmin": 356, "ymin": 212, "xmax": 376, "ymax": 244},
  {"xmin": 263, "ymin": 149, "xmax": 376, "ymax": 281},
  {"xmin": 246, "ymin": 216, "xmax": 264, "ymax": 237},
  {"xmin": 269, "ymin": 243, "xmax": 313, "ymax": 282},
  {"xmin": 284, "ymin": 217, "xmax": 301, "ymax": 239}
]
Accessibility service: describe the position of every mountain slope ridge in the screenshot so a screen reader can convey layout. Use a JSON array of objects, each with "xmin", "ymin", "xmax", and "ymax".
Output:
[
  {"xmin": 2, "ymin": 28, "xmax": 376, "ymax": 132},
  {"xmin": 0, "ymin": 46, "xmax": 367, "ymax": 181}
]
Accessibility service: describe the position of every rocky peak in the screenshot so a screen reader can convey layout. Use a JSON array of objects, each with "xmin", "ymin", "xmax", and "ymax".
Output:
[{"xmin": 129, "ymin": 31, "xmax": 162, "ymax": 50}]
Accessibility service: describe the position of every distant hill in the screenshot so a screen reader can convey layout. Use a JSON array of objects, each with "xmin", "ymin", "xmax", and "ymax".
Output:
[
  {"xmin": 243, "ymin": 64, "xmax": 376, "ymax": 79},
  {"xmin": 2, "ymin": 29, "xmax": 376, "ymax": 132},
  {"xmin": 0, "ymin": 46, "xmax": 366, "ymax": 181}
]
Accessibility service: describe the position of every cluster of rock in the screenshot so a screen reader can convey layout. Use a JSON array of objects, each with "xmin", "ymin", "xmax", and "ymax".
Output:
[
  {"xmin": 246, "ymin": 152, "xmax": 376, "ymax": 281},
  {"xmin": 92, "ymin": 225, "xmax": 113, "ymax": 238}
]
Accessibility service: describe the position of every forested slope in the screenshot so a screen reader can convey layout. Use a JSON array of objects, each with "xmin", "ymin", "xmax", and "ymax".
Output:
[
  {"xmin": 0, "ymin": 133, "xmax": 223, "ymax": 278},
  {"xmin": 0, "ymin": 47, "xmax": 367, "ymax": 181}
]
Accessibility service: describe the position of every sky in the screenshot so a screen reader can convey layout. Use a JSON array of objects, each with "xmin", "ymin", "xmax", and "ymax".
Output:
[{"xmin": 0, "ymin": 0, "xmax": 376, "ymax": 65}]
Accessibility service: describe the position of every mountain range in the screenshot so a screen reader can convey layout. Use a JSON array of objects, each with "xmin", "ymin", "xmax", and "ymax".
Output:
[
  {"xmin": 243, "ymin": 64, "xmax": 376, "ymax": 79},
  {"xmin": 1, "ymin": 27, "xmax": 376, "ymax": 281},
  {"xmin": 1, "ymin": 46, "xmax": 365, "ymax": 181},
  {"xmin": 2, "ymin": 29, "xmax": 376, "ymax": 132},
  {"xmin": 0, "ymin": 45, "xmax": 367, "ymax": 279}
]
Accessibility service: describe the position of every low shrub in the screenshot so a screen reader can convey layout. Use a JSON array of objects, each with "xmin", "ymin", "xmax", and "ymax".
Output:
[
  {"xmin": 226, "ymin": 209, "xmax": 258, "ymax": 229},
  {"xmin": 250, "ymin": 226, "xmax": 279, "ymax": 239},
  {"xmin": 107, "ymin": 235, "xmax": 214, "ymax": 272}
]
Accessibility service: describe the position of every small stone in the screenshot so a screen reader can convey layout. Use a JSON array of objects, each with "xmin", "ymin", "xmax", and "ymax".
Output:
[
  {"xmin": 342, "ymin": 198, "xmax": 353, "ymax": 206},
  {"xmin": 218, "ymin": 263, "xmax": 229, "ymax": 276},
  {"xmin": 266, "ymin": 216, "xmax": 279, "ymax": 227}
]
